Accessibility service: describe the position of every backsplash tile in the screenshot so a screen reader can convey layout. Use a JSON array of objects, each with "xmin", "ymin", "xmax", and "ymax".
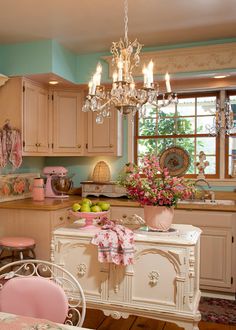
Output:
[{"xmin": 0, "ymin": 173, "xmax": 40, "ymax": 202}]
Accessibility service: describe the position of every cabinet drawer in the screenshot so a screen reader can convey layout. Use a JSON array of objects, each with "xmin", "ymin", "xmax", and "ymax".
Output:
[
  {"xmin": 111, "ymin": 206, "xmax": 145, "ymax": 227},
  {"xmin": 83, "ymin": 184, "xmax": 113, "ymax": 193},
  {"xmin": 52, "ymin": 208, "xmax": 72, "ymax": 228}
]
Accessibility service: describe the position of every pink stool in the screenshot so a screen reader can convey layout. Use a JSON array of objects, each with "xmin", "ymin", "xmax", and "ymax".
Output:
[{"xmin": 0, "ymin": 237, "xmax": 36, "ymax": 263}]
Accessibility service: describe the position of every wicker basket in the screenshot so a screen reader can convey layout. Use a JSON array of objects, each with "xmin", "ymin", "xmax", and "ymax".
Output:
[{"xmin": 92, "ymin": 161, "xmax": 111, "ymax": 182}]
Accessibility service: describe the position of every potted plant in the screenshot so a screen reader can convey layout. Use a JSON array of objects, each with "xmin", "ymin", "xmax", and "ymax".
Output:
[{"xmin": 118, "ymin": 154, "xmax": 195, "ymax": 231}]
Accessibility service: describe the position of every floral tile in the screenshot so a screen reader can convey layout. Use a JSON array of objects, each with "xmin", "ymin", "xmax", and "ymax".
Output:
[{"xmin": 0, "ymin": 173, "xmax": 40, "ymax": 202}]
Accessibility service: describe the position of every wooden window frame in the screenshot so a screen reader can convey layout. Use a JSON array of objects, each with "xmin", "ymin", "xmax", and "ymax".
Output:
[
  {"xmin": 225, "ymin": 90, "xmax": 236, "ymax": 178},
  {"xmin": 134, "ymin": 91, "xmax": 220, "ymax": 178}
]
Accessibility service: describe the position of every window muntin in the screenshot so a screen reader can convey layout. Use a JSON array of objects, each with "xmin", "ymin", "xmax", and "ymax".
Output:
[
  {"xmin": 135, "ymin": 93, "xmax": 218, "ymax": 177},
  {"xmin": 226, "ymin": 93, "xmax": 236, "ymax": 177}
]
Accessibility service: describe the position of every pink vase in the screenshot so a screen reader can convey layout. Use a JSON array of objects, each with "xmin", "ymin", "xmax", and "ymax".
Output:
[{"xmin": 144, "ymin": 205, "xmax": 174, "ymax": 231}]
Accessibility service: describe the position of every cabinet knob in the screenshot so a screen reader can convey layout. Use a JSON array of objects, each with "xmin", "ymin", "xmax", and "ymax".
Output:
[
  {"xmin": 77, "ymin": 144, "xmax": 81, "ymax": 148},
  {"xmin": 109, "ymin": 144, "xmax": 113, "ymax": 148},
  {"xmin": 67, "ymin": 216, "xmax": 71, "ymax": 220},
  {"xmin": 122, "ymin": 214, "xmax": 127, "ymax": 219},
  {"xmin": 59, "ymin": 216, "xmax": 64, "ymax": 221},
  {"xmin": 35, "ymin": 143, "xmax": 38, "ymax": 147}
]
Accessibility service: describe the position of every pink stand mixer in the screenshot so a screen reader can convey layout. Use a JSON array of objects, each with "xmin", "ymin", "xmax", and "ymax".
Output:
[{"xmin": 43, "ymin": 166, "xmax": 73, "ymax": 198}]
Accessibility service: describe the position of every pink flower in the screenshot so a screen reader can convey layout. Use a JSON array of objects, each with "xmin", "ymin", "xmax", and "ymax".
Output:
[{"xmin": 117, "ymin": 154, "xmax": 195, "ymax": 207}]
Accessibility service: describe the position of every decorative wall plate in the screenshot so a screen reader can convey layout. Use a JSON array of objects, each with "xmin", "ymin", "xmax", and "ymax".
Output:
[{"xmin": 159, "ymin": 146, "xmax": 190, "ymax": 177}]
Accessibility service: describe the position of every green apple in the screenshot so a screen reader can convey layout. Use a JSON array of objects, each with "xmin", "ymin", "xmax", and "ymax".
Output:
[
  {"xmin": 80, "ymin": 204, "xmax": 91, "ymax": 212},
  {"xmin": 72, "ymin": 203, "xmax": 81, "ymax": 212},
  {"xmin": 99, "ymin": 202, "xmax": 110, "ymax": 211},
  {"xmin": 81, "ymin": 198, "xmax": 92, "ymax": 206},
  {"xmin": 91, "ymin": 205, "xmax": 102, "ymax": 212}
]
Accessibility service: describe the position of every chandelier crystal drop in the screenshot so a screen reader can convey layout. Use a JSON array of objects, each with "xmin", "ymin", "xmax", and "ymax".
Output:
[
  {"xmin": 82, "ymin": 0, "xmax": 178, "ymax": 124},
  {"xmin": 207, "ymin": 99, "xmax": 234, "ymax": 136}
]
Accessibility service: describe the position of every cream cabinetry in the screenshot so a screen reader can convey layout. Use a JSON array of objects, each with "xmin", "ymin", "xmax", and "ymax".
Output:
[
  {"xmin": 84, "ymin": 109, "xmax": 122, "ymax": 156},
  {"xmin": 0, "ymin": 207, "xmax": 71, "ymax": 260},
  {"xmin": 111, "ymin": 206, "xmax": 236, "ymax": 294},
  {"xmin": 23, "ymin": 80, "xmax": 49, "ymax": 154},
  {"xmin": 52, "ymin": 224, "xmax": 202, "ymax": 330},
  {"xmin": 173, "ymin": 209, "xmax": 236, "ymax": 293},
  {"xmin": 51, "ymin": 91, "xmax": 84, "ymax": 155},
  {"xmin": 0, "ymin": 77, "xmax": 49, "ymax": 156}
]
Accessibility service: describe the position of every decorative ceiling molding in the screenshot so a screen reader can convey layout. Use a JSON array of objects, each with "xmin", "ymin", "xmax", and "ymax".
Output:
[
  {"xmin": 0, "ymin": 74, "xmax": 9, "ymax": 87},
  {"xmin": 103, "ymin": 42, "xmax": 236, "ymax": 78}
]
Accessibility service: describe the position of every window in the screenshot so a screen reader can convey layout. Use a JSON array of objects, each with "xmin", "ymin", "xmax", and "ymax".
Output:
[
  {"xmin": 135, "ymin": 92, "xmax": 219, "ymax": 178},
  {"xmin": 225, "ymin": 92, "xmax": 236, "ymax": 178}
]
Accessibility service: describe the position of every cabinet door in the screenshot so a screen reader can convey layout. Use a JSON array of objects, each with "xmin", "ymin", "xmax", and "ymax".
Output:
[
  {"xmin": 200, "ymin": 228, "xmax": 232, "ymax": 289},
  {"xmin": 53, "ymin": 236, "xmax": 105, "ymax": 301},
  {"xmin": 23, "ymin": 81, "xmax": 49, "ymax": 154},
  {"xmin": 52, "ymin": 91, "xmax": 84, "ymax": 155},
  {"xmin": 174, "ymin": 209, "xmax": 234, "ymax": 291},
  {"xmin": 132, "ymin": 243, "xmax": 177, "ymax": 308},
  {"xmin": 85, "ymin": 109, "xmax": 122, "ymax": 156}
]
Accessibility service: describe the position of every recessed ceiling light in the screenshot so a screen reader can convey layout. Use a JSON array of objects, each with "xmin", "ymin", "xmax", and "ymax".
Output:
[
  {"xmin": 213, "ymin": 75, "xmax": 229, "ymax": 79},
  {"xmin": 49, "ymin": 80, "xmax": 59, "ymax": 85}
]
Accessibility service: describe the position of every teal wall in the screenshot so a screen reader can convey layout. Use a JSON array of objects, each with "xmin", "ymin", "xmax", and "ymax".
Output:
[
  {"xmin": 0, "ymin": 40, "xmax": 52, "ymax": 76},
  {"xmin": 1, "ymin": 38, "xmax": 236, "ymax": 83},
  {"xmin": 51, "ymin": 41, "xmax": 77, "ymax": 83}
]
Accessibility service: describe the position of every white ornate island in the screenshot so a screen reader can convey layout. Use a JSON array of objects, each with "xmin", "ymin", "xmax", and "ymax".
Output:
[{"xmin": 52, "ymin": 224, "xmax": 201, "ymax": 330}]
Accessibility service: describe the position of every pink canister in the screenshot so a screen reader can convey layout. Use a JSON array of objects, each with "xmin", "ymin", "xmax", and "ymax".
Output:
[{"xmin": 32, "ymin": 178, "xmax": 45, "ymax": 201}]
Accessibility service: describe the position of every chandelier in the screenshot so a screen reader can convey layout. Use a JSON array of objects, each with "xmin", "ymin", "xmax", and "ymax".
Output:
[
  {"xmin": 207, "ymin": 99, "xmax": 234, "ymax": 136},
  {"xmin": 82, "ymin": 0, "xmax": 178, "ymax": 124}
]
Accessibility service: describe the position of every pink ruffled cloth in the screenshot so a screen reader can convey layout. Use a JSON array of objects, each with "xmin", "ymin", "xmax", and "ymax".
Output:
[
  {"xmin": 0, "ymin": 124, "xmax": 22, "ymax": 169},
  {"xmin": 91, "ymin": 219, "xmax": 134, "ymax": 266}
]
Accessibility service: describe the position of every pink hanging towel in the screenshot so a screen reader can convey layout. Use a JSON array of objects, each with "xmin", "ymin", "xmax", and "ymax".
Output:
[
  {"xmin": 91, "ymin": 219, "xmax": 134, "ymax": 266},
  {"xmin": 9, "ymin": 129, "xmax": 22, "ymax": 168}
]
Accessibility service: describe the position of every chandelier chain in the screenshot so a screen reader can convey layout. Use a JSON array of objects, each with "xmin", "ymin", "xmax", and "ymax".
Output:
[{"xmin": 124, "ymin": 0, "xmax": 129, "ymax": 46}]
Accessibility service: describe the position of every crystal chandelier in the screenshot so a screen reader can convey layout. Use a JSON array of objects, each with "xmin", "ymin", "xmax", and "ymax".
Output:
[
  {"xmin": 207, "ymin": 99, "xmax": 234, "ymax": 136},
  {"xmin": 82, "ymin": 0, "xmax": 177, "ymax": 124}
]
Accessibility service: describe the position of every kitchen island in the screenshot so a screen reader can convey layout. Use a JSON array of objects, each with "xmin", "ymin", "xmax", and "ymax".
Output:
[
  {"xmin": 0, "ymin": 196, "xmax": 235, "ymax": 295},
  {"xmin": 52, "ymin": 224, "xmax": 202, "ymax": 330}
]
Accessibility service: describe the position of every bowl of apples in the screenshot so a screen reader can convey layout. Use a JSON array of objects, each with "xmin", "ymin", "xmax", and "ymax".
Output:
[{"xmin": 70, "ymin": 198, "xmax": 110, "ymax": 229}]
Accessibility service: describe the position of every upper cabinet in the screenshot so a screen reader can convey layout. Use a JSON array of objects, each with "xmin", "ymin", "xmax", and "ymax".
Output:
[
  {"xmin": 23, "ymin": 80, "xmax": 49, "ymax": 154},
  {"xmin": 0, "ymin": 77, "xmax": 123, "ymax": 157},
  {"xmin": 84, "ymin": 108, "xmax": 122, "ymax": 156},
  {"xmin": 0, "ymin": 77, "xmax": 50, "ymax": 156},
  {"xmin": 51, "ymin": 90, "xmax": 85, "ymax": 156}
]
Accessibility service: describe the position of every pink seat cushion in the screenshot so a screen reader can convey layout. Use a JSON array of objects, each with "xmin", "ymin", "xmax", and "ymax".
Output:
[
  {"xmin": 0, "ymin": 276, "xmax": 68, "ymax": 324},
  {"xmin": 0, "ymin": 237, "xmax": 35, "ymax": 248}
]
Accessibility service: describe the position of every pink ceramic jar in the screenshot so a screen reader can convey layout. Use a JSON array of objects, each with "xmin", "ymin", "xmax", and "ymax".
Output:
[{"xmin": 32, "ymin": 178, "xmax": 45, "ymax": 201}]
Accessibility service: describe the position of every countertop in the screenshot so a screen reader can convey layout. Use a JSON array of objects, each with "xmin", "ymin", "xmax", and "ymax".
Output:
[{"xmin": 0, "ymin": 196, "xmax": 235, "ymax": 212}]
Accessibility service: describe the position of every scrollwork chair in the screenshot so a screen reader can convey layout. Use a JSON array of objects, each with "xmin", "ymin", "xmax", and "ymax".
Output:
[{"xmin": 0, "ymin": 259, "xmax": 86, "ymax": 327}]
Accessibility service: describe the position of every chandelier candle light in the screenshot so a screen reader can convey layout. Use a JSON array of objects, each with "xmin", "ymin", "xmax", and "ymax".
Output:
[{"xmin": 82, "ymin": 0, "xmax": 178, "ymax": 124}]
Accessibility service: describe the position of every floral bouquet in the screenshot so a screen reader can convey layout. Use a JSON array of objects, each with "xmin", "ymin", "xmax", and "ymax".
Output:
[{"xmin": 118, "ymin": 154, "xmax": 195, "ymax": 208}]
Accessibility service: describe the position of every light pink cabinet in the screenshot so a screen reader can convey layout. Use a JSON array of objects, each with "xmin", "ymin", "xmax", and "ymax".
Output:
[
  {"xmin": 0, "ymin": 207, "xmax": 72, "ymax": 260},
  {"xmin": 173, "ymin": 209, "xmax": 236, "ymax": 294},
  {"xmin": 23, "ymin": 80, "xmax": 49, "ymax": 154},
  {"xmin": 51, "ymin": 91, "xmax": 85, "ymax": 155},
  {"xmin": 84, "ymin": 109, "xmax": 122, "ymax": 156},
  {"xmin": 0, "ymin": 77, "xmax": 49, "ymax": 155}
]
